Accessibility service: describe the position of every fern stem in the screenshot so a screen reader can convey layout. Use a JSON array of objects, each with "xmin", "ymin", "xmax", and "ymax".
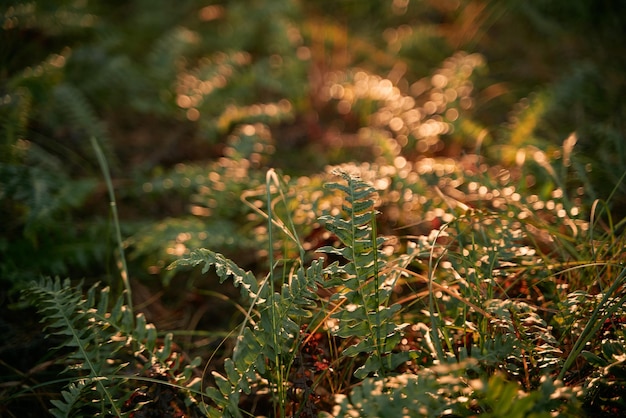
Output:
[
  {"xmin": 370, "ymin": 206, "xmax": 385, "ymax": 375},
  {"xmin": 90, "ymin": 136, "xmax": 133, "ymax": 319}
]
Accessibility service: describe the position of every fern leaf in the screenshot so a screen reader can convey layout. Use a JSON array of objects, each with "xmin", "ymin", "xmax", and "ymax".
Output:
[
  {"xmin": 23, "ymin": 278, "xmax": 123, "ymax": 416},
  {"xmin": 171, "ymin": 243, "xmax": 323, "ymax": 415},
  {"xmin": 318, "ymin": 169, "xmax": 408, "ymax": 377},
  {"xmin": 169, "ymin": 248, "xmax": 264, "ymax": 300},
  {"xmin": 24, "ymin": 277, "xmax": 205, "ymax": 416},
  {"xmin": 49, "ymin": 381, "xmax": 88, "ymax": 418},
  {"xmin": 53, "ymin": 83, "xmax": 113, "ymax": 162}
]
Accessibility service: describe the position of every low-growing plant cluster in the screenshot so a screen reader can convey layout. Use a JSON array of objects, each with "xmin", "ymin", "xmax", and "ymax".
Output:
[{"xmin": 15, "ymin": 159, "xmax": 626, "ymax": 416}]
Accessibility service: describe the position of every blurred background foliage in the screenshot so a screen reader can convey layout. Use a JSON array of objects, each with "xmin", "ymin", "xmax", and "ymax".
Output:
[{"xmin": 2, "ymin": 0, "xmax": 625, "ymax": 333}]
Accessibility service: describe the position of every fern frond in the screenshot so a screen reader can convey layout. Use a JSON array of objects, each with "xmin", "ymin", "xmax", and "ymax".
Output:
[
  {"xmin": 169, "ymin": 248, "xmax": 264, "ymax": 301},
  {"xmin": 169, "ymin": 224, "xmax": 324, "ymax": 416},
  {"xmin": 49, "ymin": 380, "xmax": 88, "ymax": 418},
  {"xmin": 318, "ymin": 169, "xmax": 410, "ymax": 378},
  {"xmin": 53, "ymin": 83, "xmax": 114, "ymax": 165},
  {"xmin": 23, "ymin": 277, "xmax": 202, "ymax": 416},
  {"xmin": 169, "ymin": 249, "xmax": 267, "ymax": 416},
  {"xmin": 485, "ymin": 299, "xmax": 562, "ymax": 387},
  {"xmin": 148, "ymin": 26, "xmax": 198, "ymax": 83},
  {"xmin": 24, "ymin": 277, "xmax": 124, "ymax": 416}
]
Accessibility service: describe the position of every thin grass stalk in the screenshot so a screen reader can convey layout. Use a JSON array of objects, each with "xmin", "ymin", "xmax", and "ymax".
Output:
[
  {"xmin": 241, "ymin": 186, "xmax": 299, "ymax": 246},
  {"xmin": 428, "ymin": 224, "xmax": 449, "ymax": 364},
  {"xmin": 589, "ymin": 199, "xmax": 608, "ymax": 269},
  {"xmin": 271, "ymin": 172, "xmax": 306, "ymax": 260},
  {"xmin": 558, "ymin": 265, "xmax": 626, "ymax": 380},
  {"xmin": 589, "ymin": 170, "xmax": 626, "ymax": 264},
  {"xmin": 90, "ymin": 136, "xmax": 133, "ymax": 320},
  {"xmin": 265, "ymin": 169, "xmax": 286, "ymax": 418},
  {"xmin": 265, "ymin": 175, "xmax": 315, "ymax": 354},
  {"xmin": 601, "ymin": 170, "xmax": 626, "ymax": 216},
  {"xmin": 588, "ymin": 172, "xmax": 626, "ymax": 294}
]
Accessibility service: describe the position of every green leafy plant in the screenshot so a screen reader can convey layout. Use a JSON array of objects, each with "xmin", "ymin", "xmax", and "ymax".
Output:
[
  {"xmin": 166, "ymin": 169, "xmax": 314, "ymax": 417},
  {"xmin": 14, "ymin": 135, "xmax": 206, "ymax": 416},
  {"xmin": 317, "ymin": 170, "xmax": 412, "ymax": 378},
  {"xmin": 165, "ymin": 169, "xmax": 416, "ymax": 416},
  {"xmin": 21, "ymin": 277, "xmax": 204, "ymax": 417},
  {"xmin": 331, "ymin": 360, "xmax": 580, "ymax": 417},
  {"xmin": 12, "ymin": 158, "xmax": 622, "ymax": 417}
]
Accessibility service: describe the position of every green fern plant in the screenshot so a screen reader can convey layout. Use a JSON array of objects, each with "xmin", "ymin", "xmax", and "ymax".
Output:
[
  {"xmin": 23, "ymin": 278, "xmax": 124, "ymax": 416},
  {"xmin": 170, "ymin": 249, "xmax": 324, "ymax": 417},
  {"xmin": 318, "ymin": 169, "xmax": 412, "ymax": 378},
  {"xmin": 22, "ymin": 277, "xmax": 203, "ymax": 417},
  {"xmin": 331, "ymin": 359, "xmax": 581, "ymax": 417},
  {"xmin": 169, "ymin": 169, "xmax": 325, "ymax": 417},
  {"xmin": 167, "ymin": 169, "xmax": 415, "ymax": 415},
  {"xmin": 13, "ymin": 136, "xmax": 206, "ymax": 416}
]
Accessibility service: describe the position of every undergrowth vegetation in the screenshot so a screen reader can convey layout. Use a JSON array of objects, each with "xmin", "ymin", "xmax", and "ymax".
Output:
[
  {"xmin": 15, "ymin": 162, "xmax": 626, "ymax": 416},
  {"xmin": 2, "ymin": 0, "xmax": 626, "ymax": 417}
]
